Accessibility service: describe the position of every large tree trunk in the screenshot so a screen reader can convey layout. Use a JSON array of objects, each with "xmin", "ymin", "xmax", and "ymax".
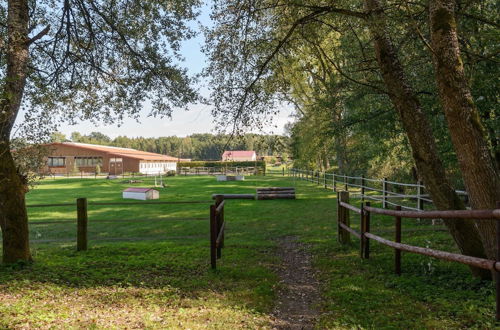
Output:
[
  {"xmin": 429, "ymin": 0, "xmax": 500, "ymax": 260},
  {"xmin": 0, "ymin": 0, "xmax": 31, "ymax": 263},
  {"xmin": 363, "ymin": 0, "xmax": 489, "ymax": 278}
]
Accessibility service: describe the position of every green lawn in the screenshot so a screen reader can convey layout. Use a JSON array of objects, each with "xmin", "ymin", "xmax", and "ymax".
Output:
[{"xmin": 0, "ymin": 174, "xmax": 497, "ymax": 328}]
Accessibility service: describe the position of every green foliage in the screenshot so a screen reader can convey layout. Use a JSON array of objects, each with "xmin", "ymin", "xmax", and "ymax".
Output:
[
  {"xmin": 205, "ymin": 0, "xmax": 498, "ymax": 187},
  {"xmin": 94, "ymin": 164, "xmax": 101, "ymax": 175},
  {"xmin": 166, "ymin": 170, "xmax": 176, "ymax": 177}
]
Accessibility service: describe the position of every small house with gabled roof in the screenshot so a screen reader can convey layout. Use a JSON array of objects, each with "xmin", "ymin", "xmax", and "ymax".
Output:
[{"xmin": 221, "ymin": 150, "xmax": 257, "ymax": 162}]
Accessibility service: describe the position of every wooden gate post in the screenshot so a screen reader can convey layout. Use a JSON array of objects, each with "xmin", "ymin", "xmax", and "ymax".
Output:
[
  {"xmin": 339, "ymin": 191, "xmax": 350, "ymax": 244},
  {"xmin": 210, "ymin": 204, "xmax": 217, "ymax": 269},
  {"xmin": 344, "ymin": 175, "xmax": 348, "ymax": 191},
  {"xmin": 395, "ymin": 206, "xmax": 402, "ymax": 275},
  {"xmin": 215, "ymin": 195, "xmax": 224, "ymax": 258},
  {"xmin": 76, "ymin": 198, "xmax": 88, "ymax": 251}
]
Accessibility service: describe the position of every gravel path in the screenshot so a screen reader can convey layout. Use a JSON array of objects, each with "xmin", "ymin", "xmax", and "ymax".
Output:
[{"xmin": 272, "ymin": 236, "xmax": 321, "ymax": 329}]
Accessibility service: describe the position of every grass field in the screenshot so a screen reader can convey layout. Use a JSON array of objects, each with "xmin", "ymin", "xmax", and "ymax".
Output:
[{"xmin": 0, "ymin": 174, "xmax": 497, "ymax": 328}]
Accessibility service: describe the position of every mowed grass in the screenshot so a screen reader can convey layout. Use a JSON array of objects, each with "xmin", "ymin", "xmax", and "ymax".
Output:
[{"xmin": 0, "ymin": 174, "xmax": 497, "ymax": 329}]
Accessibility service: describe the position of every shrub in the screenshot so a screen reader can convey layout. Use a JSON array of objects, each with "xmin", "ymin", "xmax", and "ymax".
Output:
[
  {"xmin": 166, "ymin": 170, "xmax": 176, "ymax": 177},
  {"xmin": 95, "ymin": 164, "xmax": 101, "ymax": 175}
]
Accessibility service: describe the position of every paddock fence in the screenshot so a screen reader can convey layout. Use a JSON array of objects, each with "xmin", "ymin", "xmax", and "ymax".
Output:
[
  {"xmin": 336, "ymin": 191, "xmax": 500, "ymax": 321},
  {"xmin": 179, "ymin": 166, "xmax": 262, "ymax": 176},
  {"xmin": 22, "ymin": 199, "xmax": 213, "ymax": 247},
  {"xmin": 289, "ymin": 168, "xmax": 468, "ymax": 212}
]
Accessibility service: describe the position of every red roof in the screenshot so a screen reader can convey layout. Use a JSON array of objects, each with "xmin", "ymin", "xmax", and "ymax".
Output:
[
  {"xmin": 47, "ymin": 142, "xmax": 188, "ymax": 162},
  {"xmin": 222, "ymin": 150, "xmax": 256, "ymax": 158},
  {"xmin": 123, "ymin": 188, "xmax": 156, "ymax": 193}
]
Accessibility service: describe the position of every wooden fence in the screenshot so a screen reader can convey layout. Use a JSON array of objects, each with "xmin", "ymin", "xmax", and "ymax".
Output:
[
  {"xmin": 179, "ymin": 166, "xmax": 262, "ymax": 176},
  {"xmin": 25, "ymin": 199, "xmax": 212, "ymax": 251},
  {"xmin": 336, "ymin": 191, "xmax": 500, "ymax": 321},
  {"xmin": 289, "ymin": 168, "xmax": 468, "ymax": 212}
]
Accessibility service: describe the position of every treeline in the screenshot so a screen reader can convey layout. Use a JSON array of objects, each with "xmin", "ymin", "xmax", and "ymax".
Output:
[
  {"xmin": 51, "ymin": 131, "xmax": 290, "ymax": 161},
  {"xmin": 207, "ymin": 1, "xmax": 499, "ymax": 188}
]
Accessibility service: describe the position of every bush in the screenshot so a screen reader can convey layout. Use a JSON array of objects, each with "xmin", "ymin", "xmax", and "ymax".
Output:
[
  {"xmin": 166, "ymin": 170, "xmax": 176, "ymax": 177},
  {"xmin": 95, "ymin": 164, "xmax": 101, "ymax": 175}
]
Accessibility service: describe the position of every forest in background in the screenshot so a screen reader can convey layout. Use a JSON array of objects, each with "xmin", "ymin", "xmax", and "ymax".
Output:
[{"xmin": 50, "ymin": 131, "xmax": 290, "ymax": 161}]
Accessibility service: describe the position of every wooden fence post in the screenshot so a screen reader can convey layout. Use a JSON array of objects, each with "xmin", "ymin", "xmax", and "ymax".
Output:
[
  {"xmin": 360, "ymin": 203, "xmax": 365, "ymax": 258},
  {"xmin": 76, "ymin": 198, "xmax": 88, "ymax": 251},
  {"xmin": 336, "ymin": 192, "xmax": 341, "ymax": 242},
  {"xmin": 210, "ymin": 204, "xmax": 217, "ymax": 269},
  {"xmin": 417, "ymin": 181, "xmax": 424, "ymax": 223},
  {"xmin": 324, "ymin": 172, "xmax": 327, "ymax": 189},
  {"xmin": 383, "ymin": 178, "xmax": 388, "ymax": 208},
  {"xmin": 361, "ymin": 175, "xmax": 365, "ymax": 203},
  {"xmin": 339, "ymin": 191, "xmax": 350, "ymax": 244},
  {"xmin": 332, "ymin": 173, "xmax": 336, "ymax": 192},
  {"xmin": 215, "ymin": 195, "xmax": 224, "ymax": 258},
  {"xmin": 344, "ymin": 175, "xmax": 348, "ymax": 191},
  {"xmin": 395, "ymin": 205, "xmax": 402, "ymax": 275},
  {"xmin": 364, "ymin": 201, "xmax": 370, "ymax": 258}
]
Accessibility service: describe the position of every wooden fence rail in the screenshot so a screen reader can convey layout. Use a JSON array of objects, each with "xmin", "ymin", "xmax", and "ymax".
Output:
[
  {"xmin": 336, "ymin": 191, "xmax": 500, "ymax": 321},
  {"xmin": 23, "ymin": 199, "xmax": 212, "ymax": 254}
]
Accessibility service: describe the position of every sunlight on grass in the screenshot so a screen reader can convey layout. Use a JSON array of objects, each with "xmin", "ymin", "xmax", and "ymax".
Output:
[{"xmin": 0, "ymin": 174, "xmax": 497, "ymax": 328}]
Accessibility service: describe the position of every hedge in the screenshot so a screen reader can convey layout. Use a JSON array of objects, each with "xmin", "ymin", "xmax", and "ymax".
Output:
[{"xmin": 177, "ymin": 161, "xmax": 266, "ymax": 171}]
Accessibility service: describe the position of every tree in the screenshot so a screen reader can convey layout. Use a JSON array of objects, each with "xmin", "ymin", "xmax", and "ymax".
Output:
[
  {"xmin": 0, "ymin": 0, "xmax": 201, "ymax": 263},
  {"xmin": 49, "ymin": 132, "xmax": 67, "ymax": 143},
  {"xmin": 429, "ymin": 0, "xmax": 500, "ymax": 259},
  {"xmin": 205, "ymin": 0, "xmax": 496, "ymax": 277}
]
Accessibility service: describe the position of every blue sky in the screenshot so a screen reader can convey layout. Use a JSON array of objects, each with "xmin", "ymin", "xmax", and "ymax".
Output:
[{"xmin": 32, "ymin": 1, "xmax": 293, "ymax": 139}]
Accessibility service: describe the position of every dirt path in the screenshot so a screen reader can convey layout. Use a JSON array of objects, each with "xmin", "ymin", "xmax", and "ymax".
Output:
[{"xmin": 272, "ymin": 236, "xmax": 321, "ymax": 329}]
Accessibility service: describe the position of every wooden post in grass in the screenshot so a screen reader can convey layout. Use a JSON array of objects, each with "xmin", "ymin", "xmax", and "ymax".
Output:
[
  {"xmin": 395, "ymin": 206, "xmax": 402, "ymax": 275},
  {"xmin": 363, "ymin": 202, "xmax": 371, "ymax": 258},
  {"xmin": 76, "ymin": 198, "xmax": 88, "ymax": 251},
  {"xmin": 333, "ymin": 173, "xmax": 336, "ymax": 192},
  {"xmin": 339, "ymin": 191, "xmax": 350, "ymax": 244},
  {"xmin": 210, "ymin": 204, "xmax": 217, "ymax": 269},
  {"xmin": 215, "ymin": 195, "xmax": 224, "ymax": 258},
  {"xmin": 336, "ymin": 192, "xmax": 341, "ymax": 242},
  {"xmin": 324, "ymin": 172, "xmax": 327, "ymax": 189},
  {"xmin": 360, "ymin": 202, "xmax": 365, "ymax": 258}
]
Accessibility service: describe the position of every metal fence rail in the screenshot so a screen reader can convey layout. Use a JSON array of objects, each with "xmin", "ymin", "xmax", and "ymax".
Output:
[{"xmin": 289, "ymin": 168, "xmax": 468, "ymax": 212}]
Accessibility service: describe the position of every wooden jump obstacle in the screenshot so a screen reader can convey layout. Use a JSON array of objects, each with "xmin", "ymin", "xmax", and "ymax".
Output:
[{"xmin": 256, "ymin": 187, "xmax": 296, "ymax": 200}]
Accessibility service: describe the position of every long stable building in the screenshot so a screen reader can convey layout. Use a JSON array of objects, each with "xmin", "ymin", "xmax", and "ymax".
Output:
[{"xmin": 44, "ymin": 142, "xmax": 188, "ymax": 175}]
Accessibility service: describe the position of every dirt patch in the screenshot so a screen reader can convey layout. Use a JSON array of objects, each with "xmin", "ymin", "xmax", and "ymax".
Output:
[{"xmin": 272, "ymin": 236, "xmax": 320, "ymax": 329}]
